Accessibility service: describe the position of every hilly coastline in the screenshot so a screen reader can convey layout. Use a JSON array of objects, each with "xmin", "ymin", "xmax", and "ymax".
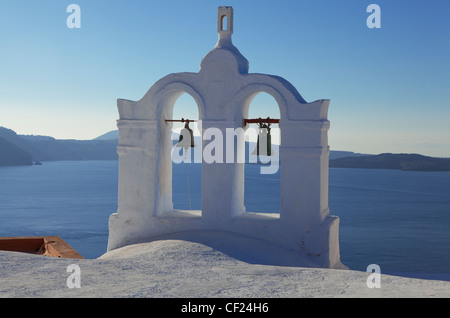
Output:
[
  {"xmin": 0, "ymin": 136, "xmax": 33, "ymax": 166},
  {"xmin": 0, "ymin": 127, "xmax": 118, "ymax": 166}
]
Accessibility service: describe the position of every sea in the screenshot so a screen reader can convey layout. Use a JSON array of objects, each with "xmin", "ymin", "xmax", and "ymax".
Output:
[{"xmin": 1, "ymin": 160, "xmax": 449, "ymax": 280}]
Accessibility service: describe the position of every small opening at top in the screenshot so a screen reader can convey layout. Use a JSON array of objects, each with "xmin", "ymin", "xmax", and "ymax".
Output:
[{"xmin": 221, "ymin": 15, "xmax": 228, "ymax": 31}]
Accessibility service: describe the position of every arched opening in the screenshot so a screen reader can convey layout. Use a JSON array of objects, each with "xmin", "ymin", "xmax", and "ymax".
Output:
[
  {"xmin": 157, "ymin": 86, "xmax": 203, "ymax": 218},
  {"xmin": 221, "ymin": 15, "xmax": 228, "ymax": 31},
  {"xmin": 171, "ymin": 93, "xmax": 202, "ymax": 212},
  {"xmin": 244, "ymin": 92, "xmax": 281, "ymax": 215}
]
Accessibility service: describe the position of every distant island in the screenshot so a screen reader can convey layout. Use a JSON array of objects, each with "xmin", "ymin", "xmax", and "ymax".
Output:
[
  {"xmin": 330, "ymin": 153, "xmax": 450, "ymax": 172},
  {"xmin": 1, "ymin": 127, "xmax": 449, "ymax": 171}
]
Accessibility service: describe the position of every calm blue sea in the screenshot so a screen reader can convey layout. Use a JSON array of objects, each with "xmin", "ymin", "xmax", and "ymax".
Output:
[{"xmin": 1, "ymin": 161, "xmax": 449, "ymax": 279}]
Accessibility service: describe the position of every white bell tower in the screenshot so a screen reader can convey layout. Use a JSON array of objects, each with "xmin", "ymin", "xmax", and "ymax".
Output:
[{"xmin": 108, "ymin": 7, "xmax": 344, "ymax": 269}]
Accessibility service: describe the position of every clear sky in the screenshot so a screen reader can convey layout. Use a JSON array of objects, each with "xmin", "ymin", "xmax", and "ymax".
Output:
[{"xmin": 0, "ymin": 1, "xmax": 449, "ymax": 157}]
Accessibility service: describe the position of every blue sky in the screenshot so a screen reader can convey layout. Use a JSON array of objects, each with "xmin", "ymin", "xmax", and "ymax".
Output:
[{"xmin": 0, "ymin": 1, "xmax": 449, "ymax": 156}]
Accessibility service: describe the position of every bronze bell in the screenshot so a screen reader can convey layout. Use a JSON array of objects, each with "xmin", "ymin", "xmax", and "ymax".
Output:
[
  {"xmin": 177, "ymin": 122, "xmax": 196, "ymax": 148},
  {"xmin": 252, "ymin": 123, "xmax": 274, "ymax": 157}
]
